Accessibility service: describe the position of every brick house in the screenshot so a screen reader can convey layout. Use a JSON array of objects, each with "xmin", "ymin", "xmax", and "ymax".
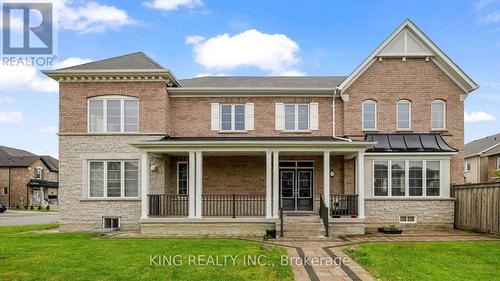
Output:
[
  {"xmin": 0, "ymin": 146, "xmax": 59, "ymax": 207},
  {"xmin": 464, "ymin": 133, "xmax": 500, "ymax": 183},
  {"xmin": 44, "ymin": 20, "xmax": 478, "ymax": 235}
]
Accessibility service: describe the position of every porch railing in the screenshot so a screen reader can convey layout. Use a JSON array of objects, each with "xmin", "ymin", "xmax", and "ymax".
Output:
[
  {"xmin": 148, "ymin": 194, "xmax": 188, "ymax": 216},
  {"xmin": 202, "ymin": 194, "xmax": 265, "ymax": 217},
  {"xmin": 330, "ymin": 194, "xmax": 358, "ymax": 217},
  {"xmin": 319, "ymin": 194, "xmax": 329, "ymax": 237}
]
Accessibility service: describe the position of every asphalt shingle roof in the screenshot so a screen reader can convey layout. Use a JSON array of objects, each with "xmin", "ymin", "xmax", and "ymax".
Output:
[
  {"xmin": 57, "ymin": 52, "xmax": 164, "ymax": 71},
  {"xmin": 0, "ymin": 146, "xmax": 58, "ymax": 170},
  {"xmin": 179, "ymin": 76, "xmax": 347, "ymax": 88},
  {"xmin": 464, "ymin": 133, "xmax": 500, "ymax": 158}
]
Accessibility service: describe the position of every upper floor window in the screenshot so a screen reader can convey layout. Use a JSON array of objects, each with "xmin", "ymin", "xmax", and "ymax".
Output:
[
  {"xmin": 464, "ymin": 161, "xmax": 471, "ymax": 172},
  {"xmin": 431, "ymin": 100, "xmax": 446, "ymax": 130},
  {"xmin": 397, "ymin": 100, "xmax": 411, "ymax": 130},
  {"xmin": 211, "ymin": 103, "xmax": 254, "ymax": 132},
  {"xmin": 88, "ymin": 160, "xmax": 139, "ymax": 198},
  {"xmin": 88, "ymin": 96, "xmax": 138, "ymax": 133},
  {"xmin": 362, "ymin": 100, "xmax": 377, "ymax": 130},
  {"xmin": 34, "ymin": 168, "xmax": 43, "ymax": 179},
  {"xmin": 497, "ymin": 157, "xmax": 500, "ymax": 170},
  {"xmin": 285, "ymin": 104, "xmax": 309, "ymax": 131}
]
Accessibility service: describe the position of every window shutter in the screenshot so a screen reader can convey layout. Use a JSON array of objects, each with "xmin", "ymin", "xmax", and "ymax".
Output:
[
  {"xmin": 310, "ymin": 102, "xmax": 319, "ymax": 130},
  {"xmin": 275, "ymin": 103, "xmax": 284, "ymax": 130},
  {"xmin": 245, "ymin": 103, "xmax": 254, "ymax": 131},
  {"xmin": 210, "ymin": 103, "xmax": 220, "ymax": 131}
]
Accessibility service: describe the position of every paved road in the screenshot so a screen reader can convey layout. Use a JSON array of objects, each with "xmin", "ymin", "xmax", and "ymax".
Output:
[{"xmin": 0, "ymin": 210, "xmax": 59, "ymax": 226}]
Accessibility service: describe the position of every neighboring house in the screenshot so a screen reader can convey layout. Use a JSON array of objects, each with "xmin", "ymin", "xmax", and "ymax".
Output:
[
  {"xmin": 43, "ymin": 19, "xmax": 478, "ymax": 235},
  {"xmin": 0, "ymin": 146, "xmax": 59, "ymax": 207},
  {"xmin": 464, "ymin": 133, "xmax": 500, "ymax": 183}
]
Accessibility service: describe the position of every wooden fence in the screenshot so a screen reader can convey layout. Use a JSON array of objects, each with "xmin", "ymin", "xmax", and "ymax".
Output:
[{"xmin": 452, "ymin": 183, "xmax": 500, "ymax": 235}]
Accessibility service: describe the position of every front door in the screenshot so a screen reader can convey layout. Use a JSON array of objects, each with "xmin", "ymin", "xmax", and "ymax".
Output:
[{"xmin": 280, "ymin": 169, "xmax": 313, "ymax": 211}]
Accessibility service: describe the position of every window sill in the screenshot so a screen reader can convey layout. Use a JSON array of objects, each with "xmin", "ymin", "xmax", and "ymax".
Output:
[
  {"xmin": 80, "ymin": 198, "xmax": 141, "ymax": 202},
  {"xmin": 217, "ymin": 131, "xmax": 248, "ymax": 134},
  {"xmin": 366, "ymin": 197, "xmax": 454, "ymax": 201},
  {"xmin": 281, "ymin": 130, "xmax": 312, "ymax": 134},
  {"xmin": 431, "ymin": 129, "xmax": 448, "ymax": 132},
  {"xmin": 396, "ymin": 129, "xmax": 412, "ymax": 132},
  {"xmin": 361, "ymin": 129, "xmax": 378, "ymax": 132}
]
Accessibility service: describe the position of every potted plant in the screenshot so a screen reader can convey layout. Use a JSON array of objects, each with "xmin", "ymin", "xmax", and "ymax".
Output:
[{"xmin": 378, "ymin": 225, "xmax": 403, "ymax": 234}]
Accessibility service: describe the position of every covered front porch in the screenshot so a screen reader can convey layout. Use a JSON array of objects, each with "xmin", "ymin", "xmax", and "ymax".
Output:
[{"xmin": 131, "ymin": 137, "xmax": 374, "ymax": 236}]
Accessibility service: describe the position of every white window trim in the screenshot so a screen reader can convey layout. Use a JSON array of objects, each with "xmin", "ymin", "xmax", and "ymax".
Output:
[
  {"xmin": 496, "ymin": 157, "xmax": 500, "ymax": 170},
  {"xmin": 177, "ymin": 161, "xmax": 188, "ymax": 195},
  {"xmin": 431, "ymin": 100, "xmax": 446, "ymax": 130},
  {"xmin": 399, "ymin": 215, "xmax": 417, "ymax": 224},
  {"xmin": 372, "ymin": 159, "xmax": 441, "ymax": 198},
  {"xmin": 2, "ymin": 187, "xmax": 8, "ymax": 195},
  {"xmin": 283, "ymin": 104, "xmax": 310, "ymax": 132},
  {"xmin": 464, "ymin": 161, "xmax": 471, "ymax": 172},
  {"xmin": 362, "ymin": 100, "xmax": 377, "ymax": 131},
  {"xmin": 35, "ymin": 167, "xmax": 43, "ymax": 179},
  {"xmin": 102, "ymin": 217, "xmax": 120, "ymax": 229},
  {"xmin": 219, "ymin": 104, "xmax": 246, "ymax": 132},
  {"xmin": 396, "ymin": 100, "xmax": 412, "ymax": 131},
  {"xmin": 87, "ymin": 160, "xmax": 139, "ymax": 199},
  {"xmin": 87, "ymin": 96, "xmax": 139, "ymax": 133}
]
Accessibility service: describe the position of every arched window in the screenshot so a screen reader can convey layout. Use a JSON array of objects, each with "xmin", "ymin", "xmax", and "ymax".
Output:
[
  {"xmin": 397, "ymin": 100, "xmax": 411, "ymax": 130},
  {"xmin": 88, "ymin": 96, "xmax": 139, "ymax": 133},
  {"xmin": 431, "ymin": 100, "xmax": 446, "ymax": 130},
  {"xmin": 362, "ymin": 100, "xmax": 377, "ymax": 130}
]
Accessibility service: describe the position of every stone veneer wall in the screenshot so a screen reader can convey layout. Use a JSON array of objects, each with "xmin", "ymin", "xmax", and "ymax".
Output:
[{"xmin": 365, "ymin": 198, "xmax": 454, "ymax": 230}]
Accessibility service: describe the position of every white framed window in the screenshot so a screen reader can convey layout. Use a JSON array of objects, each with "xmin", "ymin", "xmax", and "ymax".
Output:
[
  {"xmin": 397, "ymin": 100, "xmax": 411, "ymax": 130},
  {"xmin": 464, "ymin": 161, "xmax": 471, "ymax": 172},
  {"xmin": 373, "ymin": 160, "xmax": 441, "ymax": 197},
  {"xmin": 496, "ymin": 157, "xmax": 500, "ymax": 170},
  {"xmin": 88, "ymin": 96, "xmax": 138, "ymax": 133},
  {"xmin": 2, "ymin": 187, "xmax": 7, "ymax": 195},
  {"xmin": 34, "ymin": 168, "xmax": 43, "ymax": 179},
  {"xmin": 284, "ymin": 104, "xmax": 309, "ymax": 131},
  {"xmin": 362, "ymin": 100, "xmax": 377, "ymax": 130},
  {"xmin": 220, "ymin": 104, "xmax": 245, "ymax": 131},
  {"xmin": 103, "ymin": 217, "xmax": 120, "ymax": 229},
  {"xmin": 177, "ymin": 162, "xmax": 188, "ymax": 195},
  {"xmin": 88, "ymin": 160, "xmax": 139, "ymax": 198},
  {"xmin": 431, "ymin": 100, "xmax": 446, "ymax": 130},
  {"xmin": 400, "ymin": 215, "xmax": 416, "ymax": 223}
]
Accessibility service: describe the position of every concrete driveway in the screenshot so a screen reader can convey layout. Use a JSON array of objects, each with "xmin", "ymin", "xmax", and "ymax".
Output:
[{"xmin": 0, "ymin": 210, "xmax": 59, "ymax": 226}]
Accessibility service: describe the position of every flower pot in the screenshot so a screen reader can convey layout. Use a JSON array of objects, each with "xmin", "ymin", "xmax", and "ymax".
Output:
[{"xmin": 378, "ymin": 227, "xmax": 403, "ymax": 234}]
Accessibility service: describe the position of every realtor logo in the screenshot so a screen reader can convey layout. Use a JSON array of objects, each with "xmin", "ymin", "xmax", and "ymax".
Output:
[{"xmin": 2, "ymin": 2, "xmax": 53, "ymax": 54}]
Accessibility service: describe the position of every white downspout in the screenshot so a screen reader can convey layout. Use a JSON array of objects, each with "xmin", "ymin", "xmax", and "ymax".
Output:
[{"xmin": 332, "ymin": 89, "xmax": 337, "ymax": 138}]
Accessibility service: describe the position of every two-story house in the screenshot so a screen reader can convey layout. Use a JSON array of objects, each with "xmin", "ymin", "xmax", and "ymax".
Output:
[
  {"xmin": 464, "ymin": 133, "xmax": 500, "ymax": 183},
  {"xmin": 44, "ymin": 20, "xmax": 477, "ymax": 235}
]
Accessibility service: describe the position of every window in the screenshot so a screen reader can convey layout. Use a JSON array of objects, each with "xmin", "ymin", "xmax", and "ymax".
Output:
[
  {"xmin": 391, "ymin": 161, "xmax": 406, "ymax": 196},
  {"xmin": 177, "ymin": 162, "xmax": 188, "ymax": 195},
  {"xmin": 362, "ymin": 100, "xmax": 377, "ymax": 130},
  {"xmin": 409, "ymin": 161, "xmax": 423, "ymax": 196},
  {"xmin": 374, "ymin": 161, "xmax": 389, "ymax": 196},
  {"xmin": 103, "ymin": 217, "xmax": 120, "ymax": 229},
  {"xmin": 88, "ymin": 96, "xmax": 138, "ymax": 133},
  {"xmin": 2, "ymin": 187, "xmax": 7, "ymax": 195},
  {"xmin": 431, "ymin": 100, "xmax": 446, "ymax": 130},
  {"xmin": 426, "ymin": 161, "xmax": 440, "ymax": 196},
  {"xmin": 34, "ymin": 168, "xmax": 43, "ymax": 179},
  {"xmin": 464, "ymin": 161, "xmax": 471, "ymax": 172},
  {"xmin": 397, "ymin": 100, "xmax": 411, "ymax": 130},
  {"xmin": 284, "ymin": 104, "xmax": 309, "ymax": 131},
  {"xmin": 220, "ymin": 104, "xmax": 245, "ymax": 131},
  {"xmin": 400, "ymin": 216, "xmax": 416, "ymax": 223},
  {"xmin": 88, "ymin": 160, "xmax": 139, "ymax": 198},
  {"xmin": 497, "ymin": 157, "xmax": 500, "ymax": 170}
]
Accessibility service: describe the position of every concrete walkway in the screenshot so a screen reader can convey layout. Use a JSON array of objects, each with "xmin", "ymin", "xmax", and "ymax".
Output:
[{"xmin": 261, "ymin": 230, "xmax": 500, "ymax": 281}]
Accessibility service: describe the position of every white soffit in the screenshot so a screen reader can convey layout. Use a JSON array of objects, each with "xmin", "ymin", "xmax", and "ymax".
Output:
[{"xmin": 338, "ymin": 19, "xmax": 479, "ymax": 93}]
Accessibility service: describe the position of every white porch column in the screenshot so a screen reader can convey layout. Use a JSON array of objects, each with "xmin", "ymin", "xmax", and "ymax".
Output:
[
  {"xmin": 140, "ymin": 152, "xmax": 149, "ymax": 219},
  {"xmin": 195, "ymin": 151, "xmax": 203, "ymax": 218},
  {"xmin": 356, "ymin": 150, "xmax": 365, "ymax": 219},
  {"xmin": 40, "ymin": 187, "xmax": 45, "ymax": 207},
  {"xmin": 272, "ymin": 151, "xmax": 279, "ymax": 218},
  {"xmin": 323, "ymin": 151, "xmax": 330, "ymax": 207},
  {"xmin": 188, "ymin": 151, "xmax": 196, "ymax": 218},
  {"xmin": 265, "ymin": 151, "xmax": 273, "ymax": 219}
]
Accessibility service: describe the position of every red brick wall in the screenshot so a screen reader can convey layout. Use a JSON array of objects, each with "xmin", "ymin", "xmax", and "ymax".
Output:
[
  {"xmin": 59, "ymin": 82, "xmax": 168, "ymax": 134},
  {"xmin": 342, "ymin": 58, "xmax": 465, "ymax": 185},
  {"xmin": 8, "ymin": 160, "xmax": 53, "ymax": 206}
]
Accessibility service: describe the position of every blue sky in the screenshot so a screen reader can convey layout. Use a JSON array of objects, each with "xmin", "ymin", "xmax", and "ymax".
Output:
[{"xmin": 0, "ymin": 0, "xmax": 499, "ymax": 158}]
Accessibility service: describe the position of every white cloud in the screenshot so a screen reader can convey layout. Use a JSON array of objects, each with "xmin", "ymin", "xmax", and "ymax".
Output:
[
  {"xmin": 0, "ymin": 111, "xmax": 24, "ymax": 123},
  {"xmin": 144, "ymin": 0, "xmax": 203, "ymax": 11},
  {"xmin": 186, "ymin": 29, "xmax": 303, "ymax": 75},
  {"xmin": 54, "ymin": 57, "xmax": 93, "ymax": 69},
  {"xmin": 194, "ymin": 72, "xmax": 227, "ymax": 77},
  {"xmin": 0, "ymin": 96, "xmax": 15, "ymax": 104},
  {"xmin": 39, "ymin": 126, "xmax": 58, "ymax": 134},
  {"xmin": 475, "ymin": 0, "xmax": 500, "ymax": 24},
  {"xmin": 465, "ymin": 111, "xmax": 496, "ymax": 122},
  {"xmin": 56, "ymin": 0, "xmax": 136, "ymax": 34}
]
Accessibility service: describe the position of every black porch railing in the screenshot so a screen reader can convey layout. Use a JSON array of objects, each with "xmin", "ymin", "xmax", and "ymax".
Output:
[
  {"xmin": 202, "ymin": 194, "xmax": 266, "ymax": 217},
  {"xmin": 319, "ymin": 194, "xmax": 329, "ymax": 237},
  {"xmin": 330, "ymin": 194, "xmax": 358, "ymax": 217},
  {"xmin": 148, "ymin": 194, "xmax": 189, "ymax": 216}
]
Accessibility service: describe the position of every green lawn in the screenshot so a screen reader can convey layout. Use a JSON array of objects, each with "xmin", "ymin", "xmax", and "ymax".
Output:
[
  {"xmin": 0, "ymin": 224, "xmax": 293, "ymax": 281},
  {"xmin": 345, "ymin": 241, "xmax": 500, "ymax": 281}
]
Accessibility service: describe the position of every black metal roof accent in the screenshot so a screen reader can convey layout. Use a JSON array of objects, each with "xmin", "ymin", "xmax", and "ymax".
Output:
[
  {"xmin": 364, "ymin": 133, "xmax": 458, "ymax": 153},
  {"xmin": 157, "ymin": 136, "xmax": 353, "ymax": 142},
  {"xmin": 27, "ymin": 179, "xmax": 59, "ymax": 188}
]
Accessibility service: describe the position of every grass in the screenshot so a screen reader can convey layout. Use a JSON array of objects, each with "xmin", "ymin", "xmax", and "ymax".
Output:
[
  {"xmin": 0, "ymin": 223, "xmax": 59, "ymax": 234},
  {"xmin": 0, "ymin": 224, "xmax": 293, "ymax": 281},
  {"xmin": 345, "ymin": 241, "xmax": 500, "ymax": 281}
]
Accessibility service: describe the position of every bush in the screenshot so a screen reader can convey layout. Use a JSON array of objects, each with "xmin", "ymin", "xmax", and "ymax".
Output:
[
  {"xmin": 37, "ymin": 205, "xmax": 42, "ymax": 211},
  {"xmin": 30, "ymin": 205, "xmax": 34, "ymax": 210},
  {"xmin": 45, "ymin": 205, "xmax": 50, "ymax": 211}
]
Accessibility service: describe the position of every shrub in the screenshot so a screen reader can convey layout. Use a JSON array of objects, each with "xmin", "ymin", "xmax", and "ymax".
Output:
[
  {"xmin": 30, "ymin": 205, "xmax": 34, "ymax": 210},
  {"xmin": 45, "ymin": 205, "xmax": 50, "ymax": 211},
  {"xmin": 37, "ymin": 205, "xmax": 42, "ymax": 211}
]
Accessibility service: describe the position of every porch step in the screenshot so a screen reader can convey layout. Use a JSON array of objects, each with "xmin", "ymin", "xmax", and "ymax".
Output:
[{"xmin": 278, "ymin": 214, "xmax": 326, "ymax": 237}]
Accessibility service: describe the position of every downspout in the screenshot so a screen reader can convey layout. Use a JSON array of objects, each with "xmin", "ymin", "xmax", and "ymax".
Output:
[
  {"xmin": 8, "ymin": 168, "xmax": 11, "ymax": 207},
  {"xmin": 332, "ymin": 89, "xmax": 336, "ymax": 138}
]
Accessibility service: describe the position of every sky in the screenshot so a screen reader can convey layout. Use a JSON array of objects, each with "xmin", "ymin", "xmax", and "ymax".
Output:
[{"xmin": 0, "ymin": 0, "xmax": 499, "ymax": 158}]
